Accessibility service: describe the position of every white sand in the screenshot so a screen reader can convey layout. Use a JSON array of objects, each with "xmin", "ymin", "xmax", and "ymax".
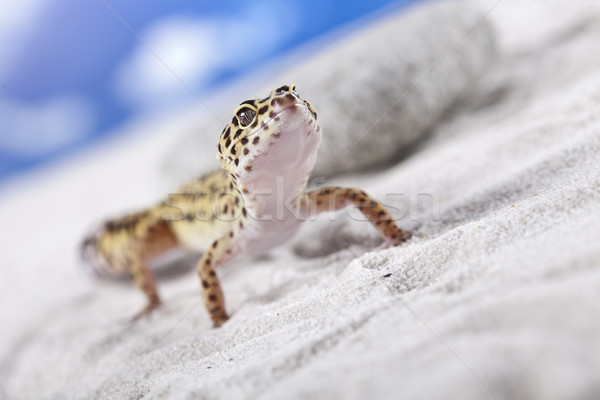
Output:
[{"xmin": 2, "ymin": 1, "xmax": 600, "ymax": 399}]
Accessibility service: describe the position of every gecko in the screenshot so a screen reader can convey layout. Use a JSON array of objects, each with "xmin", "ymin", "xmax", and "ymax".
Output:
[{"xmin": 81, "ymin": 85, "xmax": 411, "ymax": 327}]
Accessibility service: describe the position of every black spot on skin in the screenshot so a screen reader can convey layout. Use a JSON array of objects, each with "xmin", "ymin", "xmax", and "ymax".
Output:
[
  {"xmin": 185, "ymin": 214, "xmax": 194, "ymax": 221},
  {"xmin": 234, "ymin": 197, "xmax": 239, "ymax": 205},
  {"xmin": 250, "ymin": 119, "xmax": 258, "ymax": 129},
  {"xmin": 258, "ymin": 105, "xmax": 269, "ymax": 115},
  {"xmin": 261, "ymin": 122, "xmax": 268, "ymax": 130},
  {"xmin": 232, "ymin": 117, "xmax": 239, "ymax": 127},
  {"xmin": 231, "ymin": 147, "xmax": 236, "ymax": 155},
  {"xmin": 243, "ymin": 148, "xmax": 249, "ymax": 155},
  {"xmin": 209, "ymin": 271, "xmax": 216, "ymax": 277},
  {"xmin": 240, "ymin": 99, "xmax": 255, "ymax": 106},
  {"xmin": 245, "ymin": 165, "xmax": 252, "ymax": 171},
  {"xmin": 383, "ymin": 273, "xmax": 392, "ymax": 278},
  {"xmin": 223, "ymin": 127, "xmax": 231, "ymax": 139},
  {"xmin": 206, "ymin": 258, "xmax": 211, "ymax": 266},
  {"xmin": 225, "ymin": 138, "xmax": 231, "ymax": 148},
  {"xmin": 234, "ymin": 158, "xmax": 239, "ymax": 166},
  {"xmin": 241, "ymin": 137, "xmax": 248, "ymax": 145},
  {"xmin": 229, "ymin": 182, "xmax": 234, "ymax": 189},
  {"xmin": 208, "ymin": 294, "xmax": 217, "ymax": 302},
  {"xmin": 217, "ymin": 143, "xmax": 221, "ymax": 153},
  {"xmin": 259, "ymin": 96, "xmax": 269, "ymax": 103},
  {"xmin": 126, "ymin": 219, "xmax": 138, "ymax": 231},
  {"xmin": 275, "ymin": 85, "xmax": 289, "ymax": 93},
  {"xmin": 223, "ymin": 205, "xmax": 228, "ymax": 213},
  {"xmin": 269, "ymin": 111, "xmax": 276, "ymax": 118},
  {"xmin": 242, "ymin": 208, "xmax": 247, "ymax": 217},
  {"xmin": 229, "ymin": 231, "xmax": 234, "ymax": 238},
  {"xmin": 304, "ymin": 101, "xmax": 317, "ymax": 119},
  {"xmin": 239, "ymin": 221, "xmax": 244, "ymax": 229},
  {"xmin": 252, "ymin": 136, "xmax": 260, "ymax": 145},
  {"xmin": 234, "ymin": 129, "xmax": 243, "ymax": 139},
  {"xmin": 202, "ymin": 280, "xmax": 210, "ymax": 288},
  {"xmin": 210, "ymin": 306, "xmax": 221, "ymax": 313}
]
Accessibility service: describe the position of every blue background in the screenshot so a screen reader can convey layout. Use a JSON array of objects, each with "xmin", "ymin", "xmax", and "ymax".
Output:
[{"xmin": 0, "ymin": 0, "xmax": 421, "ymax": 185}]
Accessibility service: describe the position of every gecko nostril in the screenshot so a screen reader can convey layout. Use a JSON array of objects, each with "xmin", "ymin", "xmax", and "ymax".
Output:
[{"xmin": 270, "ymin": 98, "xmax": 280, "ymax": 107}]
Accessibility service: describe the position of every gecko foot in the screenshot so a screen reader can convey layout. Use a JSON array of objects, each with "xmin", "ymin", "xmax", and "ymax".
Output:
[
  {"xmin": 210, "ymin": 309, "xmax": 230, "ymax": 328},
  {"xmin": 130, "ymin": 300, "xmax": 162, "ymax": 322},
  {"xmin": 378, "ymin": 232, "xmax": 412, "ymax": 250}
]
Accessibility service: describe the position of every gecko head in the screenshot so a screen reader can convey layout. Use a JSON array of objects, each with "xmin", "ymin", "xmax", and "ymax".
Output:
[{"xmin": 216, "ymin": 84, "xmax": 322, "ymax": 184}]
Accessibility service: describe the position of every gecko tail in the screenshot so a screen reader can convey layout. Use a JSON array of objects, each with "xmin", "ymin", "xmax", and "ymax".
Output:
[{"xmin": 80, "ymin": 225, "xmax": 128, "ymax": 280}]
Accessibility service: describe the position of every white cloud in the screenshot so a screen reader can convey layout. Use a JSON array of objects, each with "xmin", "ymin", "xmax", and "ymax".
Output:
[
  {"xmin": 114, "ymin": 0, "xmax": 299, "ymax": 110},
  {"xmin": 115, "ymin": 17, "xmax": 223, "ymax": 109},
  {"xmin": 0, "ymin": 96, "xmax": 95, "ymax": 158},
  {"xmin": 0, "ymin": 2, "xmax": 96, "ymax": 160},
  {"xmin": 0, "ymin": 1, "xmax": 50, "ymax": 76}
]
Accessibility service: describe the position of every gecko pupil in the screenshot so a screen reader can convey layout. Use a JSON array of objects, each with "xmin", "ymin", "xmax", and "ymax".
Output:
[{"xmin": 237, "ymin": 107, "xmax": 256, "ymax": 127}]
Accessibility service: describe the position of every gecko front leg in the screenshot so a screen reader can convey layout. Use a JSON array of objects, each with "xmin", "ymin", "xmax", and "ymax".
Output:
[
  {"xmin": 303, "ymin": 187, "xmax": 411, "ymax": 246},
  {"xmin": 196, "ymin": 230, "xmax": 243, "ymax": 327}
]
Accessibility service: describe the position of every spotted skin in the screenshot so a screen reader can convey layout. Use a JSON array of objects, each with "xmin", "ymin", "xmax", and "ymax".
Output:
[
  {"xmin": 81, "ymin": 85, "xmax": 411, "ymax": 327},
  {"xmin": 302, "ymin": 187, "xmax": 412, "ymax": 245},
  {"xmin": 196, "ymin": 234, "xmax": 238, "ymax": 326}
]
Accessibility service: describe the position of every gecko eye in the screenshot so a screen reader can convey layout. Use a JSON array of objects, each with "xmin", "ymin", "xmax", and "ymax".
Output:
[
  {"xmin": 236, "ymin": 107, "xmax": 256, "ymax": 127},
  {"xmin": 274, "ymin": 85, "xmax": 290, "ymax": 94}
]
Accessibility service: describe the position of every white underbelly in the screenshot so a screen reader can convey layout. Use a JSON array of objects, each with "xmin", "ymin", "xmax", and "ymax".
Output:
[{"xmin": 243, "ymin": 218, "xmax": 304, "ymax": 255}]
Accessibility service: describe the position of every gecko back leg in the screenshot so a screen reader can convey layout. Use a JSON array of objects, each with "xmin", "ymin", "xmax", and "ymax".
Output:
[
  {"xmin": 129, "ymin": 220, "xmax": 181, "ymax": 320},
  {"xmin": 303, "ymin": 187, "xmax": 411, "ymax": 245},
  {"xmin": 87, "ymin": 216, "xmax": 180, "ymax": 320}
]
